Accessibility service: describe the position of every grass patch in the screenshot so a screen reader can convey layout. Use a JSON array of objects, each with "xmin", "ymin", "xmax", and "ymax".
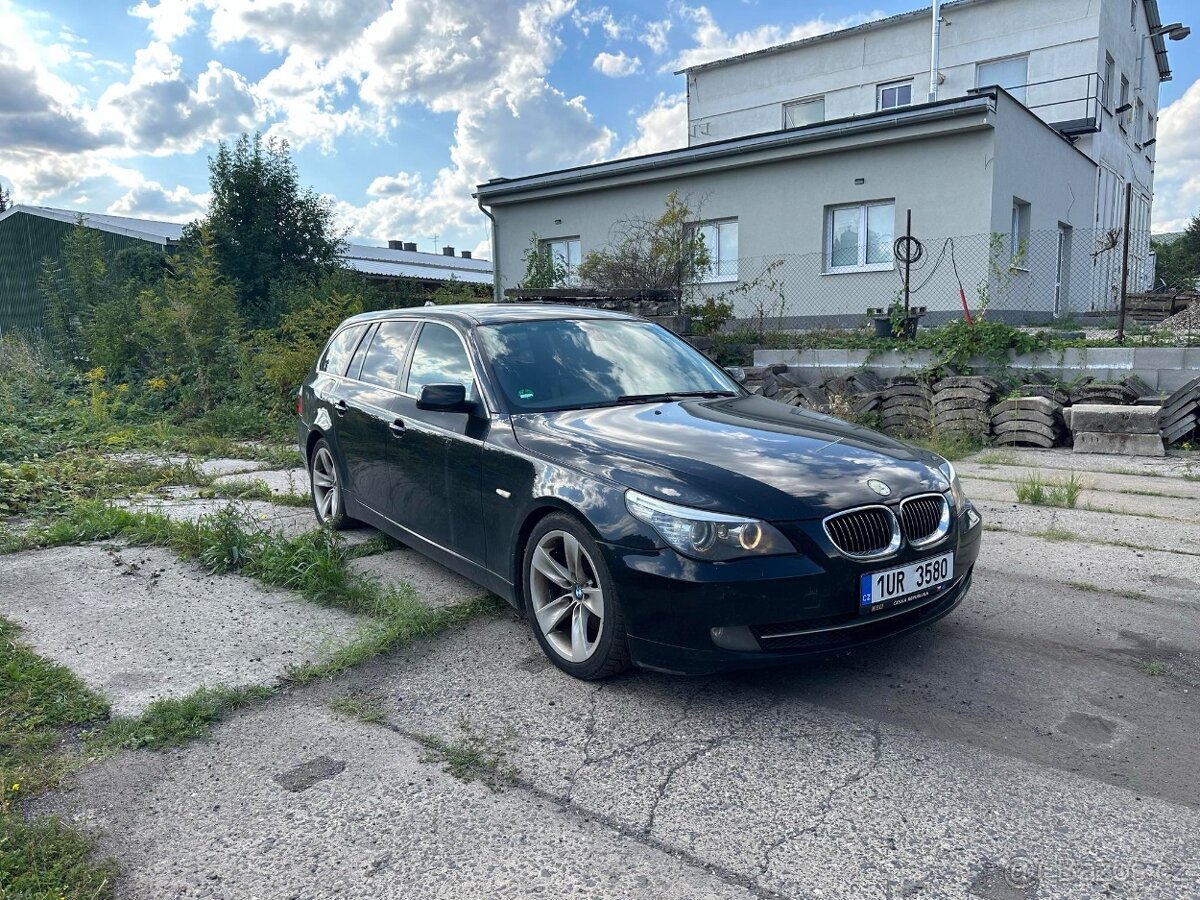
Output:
[
  {"xmin": 1034, "ymin": 526, "xmax": 1081, "ymax": 542},
  {"xmin": 0, "ymin": 618, "xmax": 117, "ymax": 899},
  {"xmin": 973, "ymin": 450, "xmax": 1018, "ymax": 466},
  {"xmin": 327, "ymin": 695, "xmax": 386, "ymax": 725},
  {"xmin": 410, "ymin": 720, "xmax": 517, "ymax": 791},
  {"xmin": 1063, "ymin": 581, "xmax": 1156, "ymax": 603},
  {"xmin": 88, "ymin": 685, "xmax": 276, "ymax": 754},
  {"xmin": 1137, "ymin": 660, "xmax": 1169, "ymax": 676},
  {"xmin": 912, "ymin": 433, "xmax": 986, "ymax": 462},
  {"xmin": 1014, "ymin": 472, "xmax": 1083, "ymax": 508}
]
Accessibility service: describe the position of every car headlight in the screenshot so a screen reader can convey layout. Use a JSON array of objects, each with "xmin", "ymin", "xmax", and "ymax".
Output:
[
  {"xmin": 625, "ymin": 490, "xmax": 794, "ymax": 561},
  {"xmin": 938, "ymin": 459, "xmax": 968, "ymax": 509}
]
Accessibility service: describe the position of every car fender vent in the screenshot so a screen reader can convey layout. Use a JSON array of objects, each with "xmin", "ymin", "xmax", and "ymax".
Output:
[{"xmin": 823, "ymin": 506, "xmax": 900, "ymax": 559}]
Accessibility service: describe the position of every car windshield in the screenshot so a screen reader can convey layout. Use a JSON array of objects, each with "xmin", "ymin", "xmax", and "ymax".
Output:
[{"xmin": 476, "ymin": 319, "xmax": 740, "ymax": 412}]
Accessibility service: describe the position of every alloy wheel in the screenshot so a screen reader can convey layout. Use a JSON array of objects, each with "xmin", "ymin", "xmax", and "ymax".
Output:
[
  {"xmin": 529, "ymin": 529, "xmax": 605, "ymax": 663},
  {"xmin": 311, "ymin": 446, "xmax": 340, "ymax": 523}
]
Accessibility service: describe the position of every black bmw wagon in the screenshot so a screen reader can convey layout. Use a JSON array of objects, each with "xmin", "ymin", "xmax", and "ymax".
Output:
[{"xmin": 297, "ymin": 304, "xmax": 982, "ymax": 679}]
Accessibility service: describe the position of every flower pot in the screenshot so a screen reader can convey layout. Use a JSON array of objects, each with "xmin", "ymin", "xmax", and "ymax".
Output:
[{"xmin": 868, "ymin": 307, "xmax": 926, "ymax": 339}]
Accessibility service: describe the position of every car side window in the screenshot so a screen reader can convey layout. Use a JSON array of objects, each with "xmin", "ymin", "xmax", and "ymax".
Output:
[
  {"xmin": 405, "ymin": 322, "xmax": 475, "ymax": 396},
  {"xmin": 345, "ymin": 323, "xmax": 376, "ymax": 381},
  {"xmin": 319, "ymin": 325, "xmax": 367, "ymax": 376},
  {"xmin": 359, "ymin": 320, "xmax": 417, "ymax": 389}
]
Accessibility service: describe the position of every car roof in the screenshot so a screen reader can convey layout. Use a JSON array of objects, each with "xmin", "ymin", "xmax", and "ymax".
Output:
[{"xmin": 343, "ymin": 303, "xmax": 640, "ymax": 327}]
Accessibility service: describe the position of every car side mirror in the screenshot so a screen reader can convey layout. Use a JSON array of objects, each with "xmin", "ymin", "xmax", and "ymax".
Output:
[
  {"xmin": 725, "ymin": 366, "xmax": 747, "ymax": 384},
  {"xmin": 417, "ymin": 382, "xmax": 475, "ymax": 413}
]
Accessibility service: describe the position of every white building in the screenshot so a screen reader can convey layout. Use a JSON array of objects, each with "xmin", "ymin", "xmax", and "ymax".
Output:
[
  {"xmin": 683, "ymin": 0, "xmax": 1180, "ymax": 248},
  {"xmin": 477, "ymin": 0, "xmax": 1187, "ymax": 323}
]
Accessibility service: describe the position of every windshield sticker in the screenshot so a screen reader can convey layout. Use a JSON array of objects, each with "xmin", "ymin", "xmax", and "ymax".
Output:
[{"xmin": 518, "ymin": 388, "xmax": 535, "ymax": 400}]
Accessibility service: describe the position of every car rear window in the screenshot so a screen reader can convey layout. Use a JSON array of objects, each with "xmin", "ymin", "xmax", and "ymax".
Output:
[
  {"xmin": 319, "ymin": 324, "xmax": 367, "ymax": 376},
  {"xmin": 359, "ymin": 320, "xmax": 418, "ymax": 389}
]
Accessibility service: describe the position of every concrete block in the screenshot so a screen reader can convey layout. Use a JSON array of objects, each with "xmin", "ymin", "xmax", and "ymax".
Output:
[
  {"xmin": 753, "ymin": 349, "xmax": 801, "ymax": 366},
  {"xmin": 813, "ymin": 349, "xmax": 850, "ymax": 366},
  {"xmin": 1082, "ymin": 348, "xmax": 1135, "ymax": 369},
  {"xmin": 1131, "ymin": 347, "xmax": 1186, "ymax": 369},
  {"xmin": 1072, "ymin": 432, "xmax": 1165, "ymax": 457},
  {"xmin": 1069, "ymin": 404, "xmax": 1163, "ymax": 435}
]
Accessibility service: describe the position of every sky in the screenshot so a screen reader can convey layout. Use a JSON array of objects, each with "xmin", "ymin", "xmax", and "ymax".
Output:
[{"xmin": 1, "ymin": 0, "xmax": 1197, "ymax": 259}]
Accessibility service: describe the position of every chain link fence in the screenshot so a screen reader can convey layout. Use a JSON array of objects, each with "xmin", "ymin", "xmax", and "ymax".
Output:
[{"xmin": 688, "ymin": 227, "xmax": 1156, "ymax": 331}]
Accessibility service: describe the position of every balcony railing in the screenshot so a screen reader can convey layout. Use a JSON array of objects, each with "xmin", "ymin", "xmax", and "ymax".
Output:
[{"xmin": 969, "ymin": 72, "xmax": 1103, "ymax": 137}]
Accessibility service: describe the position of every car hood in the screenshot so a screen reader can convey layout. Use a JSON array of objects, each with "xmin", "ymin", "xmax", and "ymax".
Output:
[{"xmin": 511, "ymin": 394, "xmax": 950, "ymax": 520}]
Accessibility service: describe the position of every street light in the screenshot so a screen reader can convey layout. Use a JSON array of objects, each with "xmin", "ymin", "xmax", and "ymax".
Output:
[{"xmin": 1137, "ymin": 22, "xmax": 1189, "ymax": 91}]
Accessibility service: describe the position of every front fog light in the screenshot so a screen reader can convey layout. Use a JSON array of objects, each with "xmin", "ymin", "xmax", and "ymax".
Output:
[
  {"xmin": 966, "ymin": 507, "xmax": 981, "ymax": 529},
  {"xmin": 711, "ymin": 626, "xmax": 761, "ymax": 652}
]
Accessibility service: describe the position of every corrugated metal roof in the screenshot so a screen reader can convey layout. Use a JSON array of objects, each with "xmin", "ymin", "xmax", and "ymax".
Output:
[
  {"xmin": 0, "ymin": 205, "xmax": 493, "ymax": 283},
  {"xmin": 0, "ymin": 205, "xmax": 184, "ymax": 243}
]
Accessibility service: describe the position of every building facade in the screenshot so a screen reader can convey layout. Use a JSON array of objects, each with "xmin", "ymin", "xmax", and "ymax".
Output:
[{"xmin": 477, "ymin": 0, "xmax": 1182, "ymax": 324}]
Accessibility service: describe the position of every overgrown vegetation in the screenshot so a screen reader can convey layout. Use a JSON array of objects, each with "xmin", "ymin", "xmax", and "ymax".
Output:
[
  {"xmin": 1151, "ymin": 213, "xmax": 1200, "ymax": 291},
  {"xmin": 0, "ymin": 618, "xmax": 117, "ymax": 900},
  {"xmin": 1014, "ymin": 472, "xmax": 1084, "ymax": 508},
  {"xmin": 410, "ymin": 720, "xmax": 517, "ymax": 791}
]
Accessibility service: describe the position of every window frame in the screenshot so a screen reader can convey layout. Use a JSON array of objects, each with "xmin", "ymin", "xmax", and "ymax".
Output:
[
  {"xmin": 876, "ymin": 79, "xmax": 913, "ymax": 111},
  {"xmin": 690, "ymin": 218, "xmax": 739, "ymax": 284},
  {"xmin": 975, "ymin": 53, "xmax": 1029, "ymax": 104},
  {"xmin": 1010, "ymin": 199, "xmax": 1031, "ymax": 271},
  {"xmin": 824, "ymin": 201, "xmax": 896, "ymax": 274},
  {"xmin": 1119, "ymin": 74, "xmax": 1131, "ymax": 130},
  {"xmin": 1102, "ymin": 53, "xmax": 1115, "ymax": 110},
  {"xmin": 540, "ymin": 236, "xmax": 581, "ymax": 287},
  {"xmin": 782, "ymin": 95, "xmax": 825, "ymax": 129}
]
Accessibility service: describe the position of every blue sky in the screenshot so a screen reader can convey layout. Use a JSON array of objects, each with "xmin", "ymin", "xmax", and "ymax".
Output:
[{"xmin": 1, "ymin": 0, "xmax": 1197, "ymax": 257}]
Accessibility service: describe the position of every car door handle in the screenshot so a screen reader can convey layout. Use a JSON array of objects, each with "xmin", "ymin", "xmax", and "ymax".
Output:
[
  {"xmin": 389, "ymin": 419, "xmax": 406, "ymax": 438},
  {"xmin": 334, "ymin": 400, "xmax": 348, "ymax": 418}
]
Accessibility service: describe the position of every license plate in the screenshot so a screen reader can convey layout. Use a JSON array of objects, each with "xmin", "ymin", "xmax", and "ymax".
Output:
[{"xmin": 860, "ymin": 552, "xmax": 954, "ymax": 612}]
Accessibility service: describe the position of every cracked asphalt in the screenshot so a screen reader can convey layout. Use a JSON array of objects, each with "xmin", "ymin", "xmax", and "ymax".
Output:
[{"xmin": 29, "ymin": 451, "xmax": 1200, "ymax": 899}]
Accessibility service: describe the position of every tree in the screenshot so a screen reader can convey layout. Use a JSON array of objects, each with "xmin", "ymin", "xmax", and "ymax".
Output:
[
  {"xmin": 38, "ymin": 217, "xmax": 107, "ymax": 366},
  {"xmin": 576, "ymin": 192, "xmax": 709, "ymax": 293},
  {"xmin": 0, "ymin": 186, "xmax": 11, "ymax": 212},
  {"xmin": 197, "ymin": 133, "xmax": 344, "ymax": 328},
  {"xmin": 518, "ymin": 233, "xmax": 567, "ymax": 288},
  {"xmin": 1153, "ymin": 215, "xmax": 1200, "ymax": 290}
]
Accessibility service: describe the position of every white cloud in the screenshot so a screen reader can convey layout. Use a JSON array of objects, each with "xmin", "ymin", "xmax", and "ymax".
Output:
[
  {"xmin": 96, "ymin": 41, "xmax": 259, "ymax": 154},
  {"xmin": 208, "ymin": 0, "xmax": 386, "ymax": 55},
  {"xmin": 106, "ymin": 176, "xmax": 208, "ymax": 221},
  {"xmin": 593, "ymin": 51, "xmax": 642, "ymax": 78},
  {"xmin": 670, "ymin": 4, "xmax": 885, "ymax": 71},
  {"xmin": 129, "ymin": 0, "xmax": 202, "ymax": 42},
  {"xmin": 640, "ymin": 18, "xmax": 671, "ymax": 55},
  {"xmin": 1152, "ymin": 79, "xmax": 1200, "ymax": 232},
  {"xmin": 618, "ymin": 92, "xmax": 687, "ymax": 158},
  {"xmin": 366, "ymin": 170, "xmax": 424, "ymax": 197}
]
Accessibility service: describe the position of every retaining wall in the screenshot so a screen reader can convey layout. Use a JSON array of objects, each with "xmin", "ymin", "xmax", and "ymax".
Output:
[{"xmin": 753, "ymin": 346, "xmax": 1200, "ymax": 393}]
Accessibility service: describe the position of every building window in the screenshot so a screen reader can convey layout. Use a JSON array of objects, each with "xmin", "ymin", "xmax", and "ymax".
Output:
[
  {"xmin": 826, "ymin": 202, "xmax": 895, "ymax": 272},
  {"xmin": 542, "ymin": 237, "xmax": 581, "ymax": 285},
  {"xmin": 1134, "ymin": 98, "xmax": 1144, "ymax": 143},
  {"xmin": 876, "ymin": 80, "xmax": 913, "ymax": 111},
  {"xmin": 1011, "ymin": 199, "xmax": 1031, "ymax": 269},
  {"xmin": 1102, "ymin": 54, "xmax": 1114, "ymax": 109},
  {"xmin": 1130, "ymin": 0, "xmax": 1136, "ymax": 27},
  {"xmin": 693, "ymin": 219, "xmax": 739, "ymax": 283},
  {"xmin": 1119, "ymin": 74, "xmax": 1130, "ymax": 129},
  {"xmin": 977, "ymin": 55, "xmax": 1028, "ymax": 104},
  {"xmin": 783, "ymin": 96, "xmax": 825, "ymax": 129}
]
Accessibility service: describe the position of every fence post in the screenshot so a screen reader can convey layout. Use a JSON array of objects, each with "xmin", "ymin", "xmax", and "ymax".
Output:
[{"xmin": 1116, "ymin": 182, "xmax": 1133, "ymax": 344}]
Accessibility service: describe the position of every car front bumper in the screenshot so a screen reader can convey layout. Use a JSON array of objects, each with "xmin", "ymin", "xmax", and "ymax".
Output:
[{"xmin": 601, "ymin": 505, "xmax": 983, "ymax": 675}]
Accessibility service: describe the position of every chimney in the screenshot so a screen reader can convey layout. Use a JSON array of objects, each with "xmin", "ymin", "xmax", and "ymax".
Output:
[
  {"xmin": 387, "ymin": 239, "xmax": 403, "ymax": 250},
  {"xmin": 402, "ymin": 242, "xmax": 417, "ymax": 252},
  {"xmin": 442, "ymin": 246, "xmax": 455, "ymax": 256},
  {"xmin": 460, "ymin": 250, "xmax": 472, "ymax": 259}
]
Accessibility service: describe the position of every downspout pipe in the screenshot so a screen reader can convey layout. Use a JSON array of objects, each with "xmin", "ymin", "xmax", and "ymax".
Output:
[
  {"xmin": 929, "ymin": 0, "xmax": 942, "ymax": 103},
  {"xmin": 476, "ymin": 197, "xmax": 500, "ymax": 303}
]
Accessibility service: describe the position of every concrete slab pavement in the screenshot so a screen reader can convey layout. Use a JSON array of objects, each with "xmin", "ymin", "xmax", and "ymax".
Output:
[
  {"xmin": 0, "ymin": 545, "xmax": 364, "ymax": 716},
  {"xmin": 347, "ymin": 548, "xmax": 487, "ymax": 609}
]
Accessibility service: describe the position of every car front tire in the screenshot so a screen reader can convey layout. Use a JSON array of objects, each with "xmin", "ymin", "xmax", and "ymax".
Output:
[
  {"xmin": 523, "ymin": 512, "xmax": 632, "ymax": 680},
  {"xmin": 309, "ymin": 437, "xmax": 357, "ymax": 530}
]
